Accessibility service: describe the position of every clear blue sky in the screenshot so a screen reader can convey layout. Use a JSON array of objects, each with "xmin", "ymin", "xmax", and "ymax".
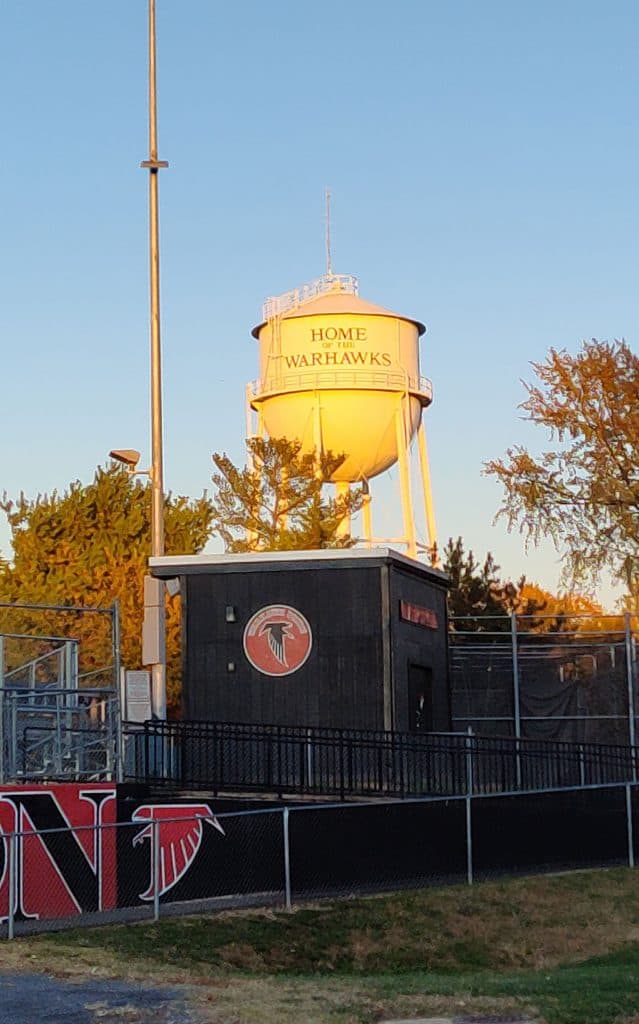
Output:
[{"xmin": 1, "ymin": 1, "xmax": 637, "ymax": 606}]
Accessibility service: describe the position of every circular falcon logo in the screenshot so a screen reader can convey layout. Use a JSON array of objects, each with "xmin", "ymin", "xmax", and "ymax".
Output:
[{"xmin": 243, "ymin": 604, "xmax": 312, "ymax": 677}]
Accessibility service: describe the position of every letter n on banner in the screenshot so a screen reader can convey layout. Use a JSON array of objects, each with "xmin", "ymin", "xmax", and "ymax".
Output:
[{"xmin": 0, "ymin": 784, "xmax": 117, "ymax": 922}]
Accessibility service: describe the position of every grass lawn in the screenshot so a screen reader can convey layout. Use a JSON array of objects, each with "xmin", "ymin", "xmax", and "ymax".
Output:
[{"xmin": 4, "ymin": 868, "xmax": 639, "ymax": 1023}]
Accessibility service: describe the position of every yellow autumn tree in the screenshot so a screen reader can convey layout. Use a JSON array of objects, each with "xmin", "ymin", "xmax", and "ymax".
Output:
[
  {"xmin": 0, "ymin": 464, "xmax": 213, "ymax": 713},
  {"xmin": 515, "ymin": 582, "xmax": 621, "ymax": 633},
  {"xmin": 486, "ymin": 339, "xmax": 639, "ymax": 596}
]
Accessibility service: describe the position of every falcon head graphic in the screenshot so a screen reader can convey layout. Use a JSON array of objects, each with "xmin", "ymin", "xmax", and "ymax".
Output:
[
  {"xmin": 259, "ymin": 620, "xmax": 295, "ymax": 668},
  {"xmin": 132, "ymin": 804, "xmax": 224, "ymax": 901}
]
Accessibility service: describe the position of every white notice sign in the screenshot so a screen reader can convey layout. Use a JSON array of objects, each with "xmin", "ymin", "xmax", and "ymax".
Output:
[{"xmin": 124, "ymin": 670, "xmax": 152, "ymax": 723}]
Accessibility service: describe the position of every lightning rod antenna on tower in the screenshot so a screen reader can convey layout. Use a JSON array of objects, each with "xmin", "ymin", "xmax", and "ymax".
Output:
[{"xmin": 325, "ymin": 187, "xmax": 332, "ymax": 277}]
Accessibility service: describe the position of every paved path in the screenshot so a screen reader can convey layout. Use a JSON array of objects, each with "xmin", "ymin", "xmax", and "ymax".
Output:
[
  {"xmin": 0, "ymin": 972, "xmax": 197, "ymax": 1024},
  {"xmin": 0, "ymin": 975, "xmax": 540, "ymax": 1024}
]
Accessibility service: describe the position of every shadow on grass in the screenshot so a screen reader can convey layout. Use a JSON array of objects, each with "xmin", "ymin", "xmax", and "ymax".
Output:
[{"xmin": 379, "ymin": 945, "xmax": 639, "ymax": 1024}]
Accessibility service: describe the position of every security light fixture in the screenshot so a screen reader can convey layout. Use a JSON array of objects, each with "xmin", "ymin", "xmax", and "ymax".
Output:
[{"xmin": 109, "ymin": 449, "xmax": 142, "ymax": 470}]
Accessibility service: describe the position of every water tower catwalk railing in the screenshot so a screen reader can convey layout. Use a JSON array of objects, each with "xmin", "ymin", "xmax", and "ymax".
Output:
[
  {"xmin": 262, "ymin": 273, "xmax": 359, "ymax": 320},
  {"xmin": 247, "ymin": 370, "xmax": 433, "ymax": 403}
]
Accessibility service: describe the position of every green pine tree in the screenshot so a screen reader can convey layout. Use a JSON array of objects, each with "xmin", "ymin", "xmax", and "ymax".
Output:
[
  {"xmin": 442, "ymin": 537, "xmax": 548, "ymax": 631},
  {"xmin": 211, "ymin": 436, "xmax": 367, "ymax": 552}
]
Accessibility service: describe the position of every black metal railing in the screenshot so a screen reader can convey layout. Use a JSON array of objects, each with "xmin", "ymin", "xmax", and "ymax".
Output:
[{"xmin": 123, "ymin": 719, "xmax": 639, "ymax": 801}]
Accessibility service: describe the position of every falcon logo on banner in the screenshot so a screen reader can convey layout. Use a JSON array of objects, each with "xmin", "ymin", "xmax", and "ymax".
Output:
[
  {"xmin": 132, "ymin": 804, "xmax": 225, "ymax": 901},
  {"xmin": 243, "ymin": 604, "xmax": 312, "ymax": 676}
]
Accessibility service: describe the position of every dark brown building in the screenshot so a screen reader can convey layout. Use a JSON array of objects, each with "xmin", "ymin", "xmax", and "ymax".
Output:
[{"xmin": 151, "ymin": 548, "xmax": 451, "ymax": 733}]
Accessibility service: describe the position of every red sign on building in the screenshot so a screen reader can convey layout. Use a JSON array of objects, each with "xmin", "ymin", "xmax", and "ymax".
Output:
[{"xmin": 399, "ymin": 600, "xmax": 439, "ymax": 630}]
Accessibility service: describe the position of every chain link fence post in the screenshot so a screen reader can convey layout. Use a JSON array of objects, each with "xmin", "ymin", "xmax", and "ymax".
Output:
[
  {"xmin": 283, "ymin": 807, "xmax": 292, "ymax": 909},
  {"xmin": 511, "ymin": 612, "xmax": 522, "ymax": 788},
  {"xmin": 0, "ymin": 635, "xmax": 4, "ymax": 786},
  {"xmin": 465, "ymin": 727, "xmax": 474, "ymax": 885},
  {"xmin": 626, "ymin": 784, "xmax": 635, "ymax": 868},
  {"xmin": 112, "ymin": 600, "xmax": 124, "ymax": 783},
  {"xmin": 7, "ymin": 830, "xmax": 16, "ymax": 939},
  {"xmin": 625, "ymin": 613, "xmax": 637, "ymax": 760},
  {"xmin": 152, "ymin": 817, "xmax": 160, "ymax": 921}
]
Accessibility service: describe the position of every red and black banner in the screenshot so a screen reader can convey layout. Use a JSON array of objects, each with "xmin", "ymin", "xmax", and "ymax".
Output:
[{"xmin": 0, "ymin": 784, "xmax": 279, "ymax": 921}]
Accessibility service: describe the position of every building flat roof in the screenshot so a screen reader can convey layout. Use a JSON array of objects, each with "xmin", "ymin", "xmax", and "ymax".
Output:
[{"xmin": 150, "ymin": 547, "xmax": 449, "ymax": 585}]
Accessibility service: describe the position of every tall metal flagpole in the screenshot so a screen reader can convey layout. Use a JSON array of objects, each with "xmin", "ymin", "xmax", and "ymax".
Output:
[{"xmin": 141, "ymin": 0, "xmax": 168, "ymax": 718}]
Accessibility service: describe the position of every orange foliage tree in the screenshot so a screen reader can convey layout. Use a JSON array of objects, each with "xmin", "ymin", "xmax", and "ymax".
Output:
[
  {"xmin": 0, "ymin": 464, "xmax": 213, "ymax": 713},
  {"xmin": 486, "ymin": 340, "xmax": 639, "ymax": 596}
]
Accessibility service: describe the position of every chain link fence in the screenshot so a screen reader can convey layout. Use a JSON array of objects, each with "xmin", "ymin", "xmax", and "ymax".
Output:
[
  {"xmin": 3, "ymin": 774, "xmax": 639, "ymax": 938},
  {"xmin": 450, "ymin": 612, "xmax": 639, "ymax": 746}
]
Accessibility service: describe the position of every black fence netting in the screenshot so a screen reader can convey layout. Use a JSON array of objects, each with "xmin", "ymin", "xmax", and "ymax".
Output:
[
  {"xmin": 287, "ymin": 798, "xmax": 468, "ymax": 899},
  {"xmin": 3, "ymin": 783, "xmax": 639, "ymax": 938},
  {"xmin": 450, "ymin": 615, "xmax": 638, "ymax": 746},
  {"xmin": 163, "ymin": 809, "xmax": 284, "ymax": 908},
  {"xmin": 632, "ymin": 788, "xmax": 639, "ymax": 846},
  {"xmin": 471, "ymin": 787, "xmax": 630, "ymax": 881}
]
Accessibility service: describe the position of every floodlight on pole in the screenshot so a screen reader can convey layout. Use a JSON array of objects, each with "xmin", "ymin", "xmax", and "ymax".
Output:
[
  {"xmin": 109, "ymin": 449, "xmax": 142, "ymax": 471},
  {"xmin": 109, "ymin": 448, "xmax": 153, "ymax": 480}
]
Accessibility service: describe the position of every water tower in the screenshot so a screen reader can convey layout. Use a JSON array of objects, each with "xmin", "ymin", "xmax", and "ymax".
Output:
[{"xmin": 245, "ymin": 273, "xmax": 437, "ymax": 559}]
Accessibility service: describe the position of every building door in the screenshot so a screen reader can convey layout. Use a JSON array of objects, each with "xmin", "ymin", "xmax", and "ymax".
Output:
[{"xmin": 408, "ymin": 664, "xmax": 433, "ymax": 733}]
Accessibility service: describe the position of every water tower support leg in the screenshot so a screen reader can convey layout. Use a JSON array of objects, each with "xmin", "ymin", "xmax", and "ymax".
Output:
[
  {"xmin": 277, "ymin": 467, "xmax": 290, "ymax": 531},
  {"xmin": 335, "ymin": 482, "xmax": 351, "ymax": 540},
  {"xmin": 244, "ymin": 397, "xmax": 263, "ymax": 547},
  {"xmin": 244, "ymin": 385, "xmax": 254, "ymax": 445},
  {"xmin": 313, "ymin": 394, "xmax": 323, "ymax": 464},
  {"xmin": 395, "ymin": 398, "xmax": 417, "ymax": 558},
  {"xmin": 417, "ymin": 419, "xmax": 438, "ymax": 561},
  {"xmin": 362, "ymin": 492, "xmax": 373, "ymax": 547}
]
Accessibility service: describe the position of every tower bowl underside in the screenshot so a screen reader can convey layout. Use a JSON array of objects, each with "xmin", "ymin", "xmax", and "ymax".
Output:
[{"xmin": 251, "ymin": 389, "xmax": 424, "ymax": 482}]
